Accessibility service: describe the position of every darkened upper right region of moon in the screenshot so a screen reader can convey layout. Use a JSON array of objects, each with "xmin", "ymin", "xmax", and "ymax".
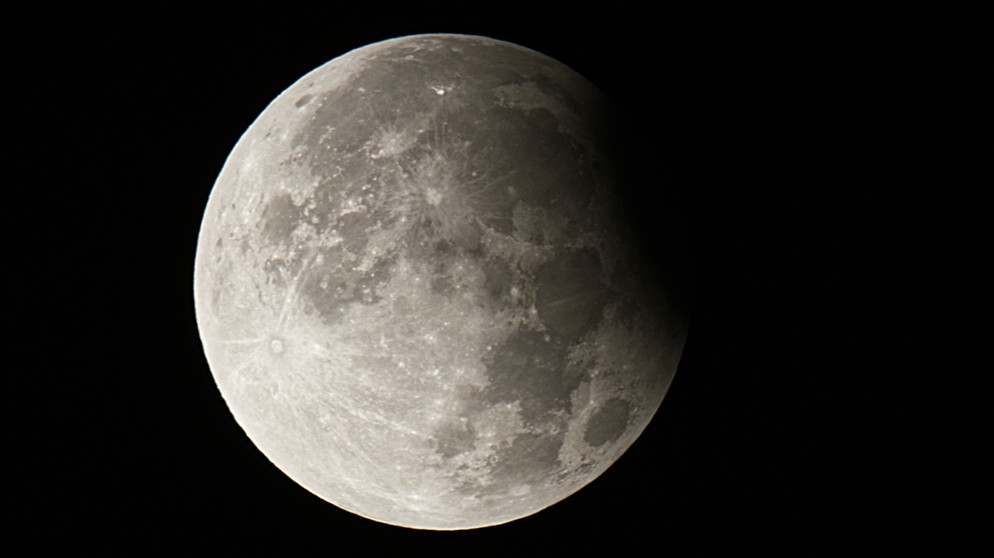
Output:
[{"xmin": 194, "ymin": 33, "xmax": 688, "ymax": 530}]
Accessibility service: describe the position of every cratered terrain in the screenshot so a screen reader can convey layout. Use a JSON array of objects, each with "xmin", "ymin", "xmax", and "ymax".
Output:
[{"xmin": 194, "ymin": 33, "xmax": 687, "ymax": 529}]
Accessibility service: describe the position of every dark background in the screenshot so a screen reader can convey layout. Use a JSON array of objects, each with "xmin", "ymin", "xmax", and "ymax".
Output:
[{"xmin": 41, "ymin": 5, "xmax": 949, "ymax": 553}]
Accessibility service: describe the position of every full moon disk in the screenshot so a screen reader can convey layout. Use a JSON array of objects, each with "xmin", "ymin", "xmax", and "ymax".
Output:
[{"xmin": 194, "ymin": 34, "xmax": 687, "ymax": 529}]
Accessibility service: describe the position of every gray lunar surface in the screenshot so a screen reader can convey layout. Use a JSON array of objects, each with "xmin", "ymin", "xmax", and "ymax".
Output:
[{"xmin": 194, "ymin": 34, "xmax": 687, "ymax": 529}]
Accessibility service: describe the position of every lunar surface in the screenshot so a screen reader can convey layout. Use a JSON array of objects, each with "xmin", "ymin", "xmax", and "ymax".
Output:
[{"xmin": 194, "ymin": 34, "xmax": 687, "ymax": 529}]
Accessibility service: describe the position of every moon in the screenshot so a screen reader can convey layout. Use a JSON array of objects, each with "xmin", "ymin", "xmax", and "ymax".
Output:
[{"xmin": 194, "ymin": 34, "xmax": 687, "ymax": 530}]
